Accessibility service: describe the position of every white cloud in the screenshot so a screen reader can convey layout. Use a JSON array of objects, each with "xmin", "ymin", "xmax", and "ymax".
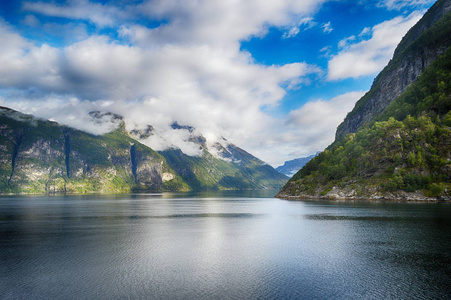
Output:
[
  {"xmin": 0, "ymin": 21, "xmax": 62, "ymax": 91},
  {"xmin": 327, "ymin": 11, "xmax": 423, "ymax": 81},
  {"xmin": 22, "ymin": 0, "xmax": 125, "ymax": 27},
  {"xmin": 282, "ymin": 17, "xmax": 317, "ymax": 39},
  {"xmin": 141, "ymin": 127, "xmax": 204, "ymax": 157},
  {"xmin": 321, "ymin": 21, "xmax": 333, "ymax": 33},
  {"xmin": 22, "ymin": 14, "xmax": 40, "ymax": 27},
  {"xmin": 0, "ymin": 0, "xmax": 330, "ymax": 166},
  {"xmin": 288, "ymin": 91, "xmax": 365, "ymax": 129},
  {"xmin": 338, "ymin": 35, "xmax": 356, "ymax": 48},
  {"xmin": 359, "ymin": 27, "xmax": 371, "ymax": 37},
  {"xmin": 283, "ymin": 26, "xmax": 301, "ymax": 39},
  {"xmin": 2, "ymin": 0, "xmax": 426, "ymax": 166},
  {"xmin": 0, "ymin": 97, "xmax": 118, "ymax": 135},
  {"xmin": 224, "ymin": 91, "xmax": 365, "ymax": 166},
  {"xmin": 270, "ymin": 91, "xmax": 366, "ymax": 164},
  {"xmin": 3, "ymin": 0, "xmax": 327, "ymax": 103},
  {"xmin": 378, "ymin": 0, "xmax": 435, "ymax": 10},
  {"xmin": 134, "ymin": 0, "xmax": 326, "ymax": 46},
  {"xmin": 43, "ymin": 22, "xmax": 89, "ymax": 44}
]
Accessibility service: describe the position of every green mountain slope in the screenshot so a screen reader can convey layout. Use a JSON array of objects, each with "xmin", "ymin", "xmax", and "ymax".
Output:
[
  {"xmin": 161, "ymin": 145, "xmax": 287, "ymax": 191},
  {"xmin": 0, "ymin": 107, "xmax": 286, "ymax": 194},
  {"xmin": 131, "ymin": 119, "xmax": 288, "ymax": 191},
  {"xmin": 336, "ymin": 0, "xmax": 451, "ymax": 140},
  {"xmin": 0, "ymin": 107, "xmax": 188, "ymax": 194},
  {"xmin": 278, "ymin": 0, "xmax": 451, "ymax": 201}
]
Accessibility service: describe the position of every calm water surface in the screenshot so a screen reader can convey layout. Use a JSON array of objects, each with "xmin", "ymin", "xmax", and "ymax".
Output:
[{"xmin": 1, "ymin": 191, "xmax": 450, "ymax": 299}]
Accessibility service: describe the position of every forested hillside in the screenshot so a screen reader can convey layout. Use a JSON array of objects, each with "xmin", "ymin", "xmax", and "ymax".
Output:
[{"xmin": 278, "ymin": 1, "xmax": 451, "ymax": 201}]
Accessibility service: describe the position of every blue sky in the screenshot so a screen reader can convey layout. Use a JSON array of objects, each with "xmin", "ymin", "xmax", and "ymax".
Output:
[{"xmin": 0, "ymin": 0, "xmax": 436, "ymax": 166}]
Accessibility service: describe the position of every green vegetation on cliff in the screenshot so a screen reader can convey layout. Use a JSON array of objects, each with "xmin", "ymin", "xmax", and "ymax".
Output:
[
  {"xmin": 336, "ymin": 0, "xmax": 451, "ymax": 139},
  {"xmin": 284, "ymin": 113, "xmax": 450, "ymax": 199},
  {"xmin": 279, "ymin": 38, "xmax": 451, "ymax": 200}
]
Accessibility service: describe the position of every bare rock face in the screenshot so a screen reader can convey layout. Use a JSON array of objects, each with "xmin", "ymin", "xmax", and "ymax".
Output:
[
  {"xmin": 336, "ymin": 0, "xmax": 451, "ymax": 140},
  {"xmin": 162, "ymin": 172, "xmax": 175, "ymax": 182}
]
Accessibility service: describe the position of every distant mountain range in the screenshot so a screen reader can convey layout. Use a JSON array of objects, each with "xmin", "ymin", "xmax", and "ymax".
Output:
[
  {"xmin": 0, "ymin": 107, "xmax": 287, "ymax": 194},
  {"xmin": 276, "ymin": 153, "xmax": 319, "ymax": 177},
  {"xmin": 278, "ymin": 0, "xmax": 451, "ymax": 201}
]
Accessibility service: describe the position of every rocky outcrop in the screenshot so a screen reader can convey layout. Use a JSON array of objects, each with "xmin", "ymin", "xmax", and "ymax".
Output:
[
  {"xmin": 336, "ymin": 0, "xmax": 451, "ymax": 139},
  {"xmin": 278, "ymin": 183, "xmax": 450, "ymax": 202}
]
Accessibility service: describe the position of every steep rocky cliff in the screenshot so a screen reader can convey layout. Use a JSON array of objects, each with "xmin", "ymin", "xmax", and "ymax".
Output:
[
  {"xmin": 336, "ymin": 0, "xmax": 451, "ymax": 139},
  {"xmin": 278, "ymin": 0, "xmax": 451, "ymax": 201}
]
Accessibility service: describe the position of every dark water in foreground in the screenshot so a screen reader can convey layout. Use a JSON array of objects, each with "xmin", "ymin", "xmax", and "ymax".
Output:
[{"xmin": 1, "ymin": 191, "xmax": 451, "ymax": 299}]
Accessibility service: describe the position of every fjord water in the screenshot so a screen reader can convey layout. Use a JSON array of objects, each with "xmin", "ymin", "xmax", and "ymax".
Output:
[{"xmin": 1, "ymin": 192, "xmax": 450, "ymax": 299}]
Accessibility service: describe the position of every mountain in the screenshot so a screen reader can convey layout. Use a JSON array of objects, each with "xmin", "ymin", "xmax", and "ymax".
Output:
[
  {"xmin": 277, "ymin": 0, "xmax": 451, "ymax": 201},
  {"xmin": 276, "ymin": 153, "xmax": 318, "ymax": 177},
  {"xmin": 155, "ymin": 126, "xmax": 288, "ymax": 191},
  {"xmin": 336, "ymin": 0, "xmax": 451, "ymax": 140},
  {"xmin": 0, "ymin": 107, "xmax": 287, "ymax": 194},
  {"xmin": 128, "ymin": 118, "xmax": 288, "ymax": 191}
]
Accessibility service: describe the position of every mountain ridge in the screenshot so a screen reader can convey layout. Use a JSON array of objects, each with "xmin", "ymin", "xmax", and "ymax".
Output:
[
  {"xmin": 0, "ymin": 106, "xmax": 287, "ymax": 194},
  {"xmin": 276, "ymin": 153, "xmax": 318, "ymax": 177},
  {"xmin": 336, "ymin": 0, "xmax": 451, "ymax": 140},
  {"xmin": 277, "ymin": 0, "xmax": 451, "ymax": 201}
]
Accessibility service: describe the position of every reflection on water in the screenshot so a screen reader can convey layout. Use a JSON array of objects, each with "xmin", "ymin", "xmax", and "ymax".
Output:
[{"xmin": 0, "ymin": 192, "xmax": 451, "ymax": 299}]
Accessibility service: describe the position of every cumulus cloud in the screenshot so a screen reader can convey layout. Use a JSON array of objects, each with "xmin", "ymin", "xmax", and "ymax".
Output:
[
  {"xmin": 288, "ymin": 91, "xmax": 365, "ymax": 142},
  {"xmin": 133, "ymin": 0, "xmax": 326, "ymax": 46},
  {"xmin": 327, "ymin": 11, "xmax": 423, "ymax": 81},
  {"xmin": 5, "ymin": 0, "xmax": 328, "ymax": 101},
  {"xmin": 0, "ymin": 21, "xmax": 62, "ymax": 92},
  {"xmin": 233, "ymin": 91, "xmax": 365, "ymax": 166}
]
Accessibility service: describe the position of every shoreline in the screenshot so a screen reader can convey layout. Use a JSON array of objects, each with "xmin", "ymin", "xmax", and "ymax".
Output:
[{"xmin": 276, "ymin": 194, "xmax": 450, "ymax": 203}]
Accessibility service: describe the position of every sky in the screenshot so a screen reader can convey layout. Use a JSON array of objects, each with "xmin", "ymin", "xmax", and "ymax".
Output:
[{"xmin": 0, "ymin": 0, "xmax": 436, "ymax": 167}]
